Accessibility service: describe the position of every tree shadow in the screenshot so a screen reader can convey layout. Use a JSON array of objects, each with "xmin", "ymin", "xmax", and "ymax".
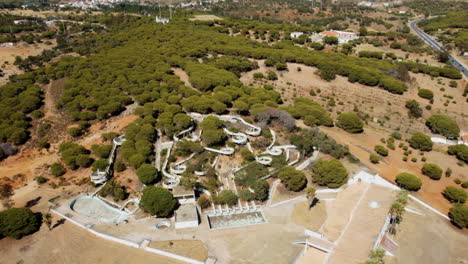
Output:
[
  {"xmin": 52, "ymin": 218, "xmax": 66, "ymax": 230},
  {"xmin": 25, "ymin": 197, "xmax": 41, "ymax": 208},
  {"xmin": 308, "ymin": 198, "xmax": 320, "ymax": 209}
]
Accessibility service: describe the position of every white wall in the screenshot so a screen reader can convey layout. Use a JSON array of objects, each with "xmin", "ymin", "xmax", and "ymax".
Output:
[{"xmin": 175, "ymin": 220, "xmax": 199, "ymax": 229}]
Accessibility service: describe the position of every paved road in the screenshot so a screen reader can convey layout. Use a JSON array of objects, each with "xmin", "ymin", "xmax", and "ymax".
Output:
[{"xmin": 410, "ymin": 18, "xmax": 468, "ymax": 78}]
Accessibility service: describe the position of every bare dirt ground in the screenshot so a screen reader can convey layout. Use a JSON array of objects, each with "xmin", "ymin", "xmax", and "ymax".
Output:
[
  {"xmin": 172, "ymin": 67, "xmax": 193, "ymax": 88},
  {"xmin": 189, "ymin": 15, "xmax": 223, "ymax": 21},
  {"xmin": 241, "ymin": 61, "xmax": 467, "ymax": 137},
  {"xmin": 389, "ymin": 200, "xmax": 468, "ymax": 264},
  {"xmin": 149, "ymin": 240, "xmax": 208, "ymax": 261},
  {"xmin": 0, "ymin": 180, "xmax": 176, "ymax": 264},
  {"xmin": 320, "ymin": 125, "xmax": 467, "ymax": 214},
  {"xmin": 242, "ymin": 60, "xmax": 466, "ymax": 214},
  {"xmin": 0, "ymin": 41, "xmax": 56, "ymax": 85},
  {"xmin": 296, "ymin": 247, "xmax": 327, "ymax": 264},
  {"xmin": 291, "ymin": 200, "xmax": 327, "ymax": 231},
  {"xmin": 326, "ymin": 184, "xmax": 395, "ymax": 264},
  {"xmin": 0, "ymin": 9, "xmax": 101, "ymax": 18},
  {"xmin": 0, "ymin": 221, "xmax": 182, "ymax": 264},
  {"xmin": 319, "ymin": 182, "xmax": 368, "ymax": 241},
  {"xmin": 269, "ymin": 182, "xmax": 305, "ymax": 205},
  {"xmin": 354, "ymin": 43, "xmax": 444, "ymax": 66}
]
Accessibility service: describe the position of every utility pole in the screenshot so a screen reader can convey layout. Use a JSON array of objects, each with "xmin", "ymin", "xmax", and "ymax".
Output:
[
  {"xmin": 169, "ymin": 1, "xmax": 173, "ymax": 19},
  {"xmin": 158, "ymin": 2, "xmax": 162, "ymax": 18}
]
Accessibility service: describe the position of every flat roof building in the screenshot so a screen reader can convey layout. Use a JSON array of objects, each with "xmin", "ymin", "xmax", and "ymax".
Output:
[{"xmin": 175, "ymin": 204, "xmax": 199, "ymax": 229}]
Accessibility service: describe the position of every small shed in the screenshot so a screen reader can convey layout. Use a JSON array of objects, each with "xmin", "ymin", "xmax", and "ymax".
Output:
[{"xmin": 290, "ymin": 32, "xmax": 304, "ymax": 39}]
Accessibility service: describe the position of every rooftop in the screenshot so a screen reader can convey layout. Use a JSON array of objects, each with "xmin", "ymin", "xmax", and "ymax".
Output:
[
  {"xmin": 175, "ymin": 204, "xmax": 198, "ymax": 223},
  {"xmin": 172, "ymin": 185, "xmax": 195, "ymax": 197}
]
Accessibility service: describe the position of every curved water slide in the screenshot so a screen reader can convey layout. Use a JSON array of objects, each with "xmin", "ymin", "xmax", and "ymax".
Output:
[
  {"xmin": 169, "ymin": 153, "xmax": 196, "ymax": 175},
  {"xmin": 90, "ymin": 170, "xmax": 108, "ymax": 185},
  {"xmin": 161, "ymin": 143, "xmax": 181, "ymax": 189},
  {"xmin": 286, "ymin": 150, "xmax": 301, "ymax": 166},
  {"xmin": 112, "ymin": 135, "xmax": 126, "ymax": 146},
  {"xmin": 255, "ymin": 155, "xmax": 273, "ymax": 165},
  {"xmin": 91, "ymin": 135, "xmax": 125, "ymax": 185},
  {"xmin": 187, "ymin": 112, "xmax": 262, "ymax": 137},
  {"xmin": 119, "ymin": 198, "xmax": 140, "ymax": 214},
  {"xmin": 230, "ymin": 116, "xmax": 262, "ymax": 136},
  {"xmin": 223, "ymin": 128, "xmax": 248, "ymax": 145},
  {"xmin": 204, "ymin": 147, "xmax": 235, "ymax": 155},
  {"xmin": 173, "ymin": 125, "xmax": 201, "ymax": 142}
]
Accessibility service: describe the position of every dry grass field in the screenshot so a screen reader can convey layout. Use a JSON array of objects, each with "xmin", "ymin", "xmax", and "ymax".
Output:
[
  {"xmin": 242, "ymin": 59, "xmax": 466, "ymax": 214},
  {"xmin": 150, "ymin": 240, "xmax": 208, "ymax": 261},
  {"xmin": 0, "ymin": 41, "xmax": 56, "ymax": 85},
  {"xmin": 388, "ymin": 200, "xmax": 468, "ymax": 264}
]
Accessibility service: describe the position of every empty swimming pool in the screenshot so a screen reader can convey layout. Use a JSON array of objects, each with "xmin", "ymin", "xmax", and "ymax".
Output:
[
  {"xmin": 207, "ymin": 211, "xmax": 266, "ymax": 230},
  {"xmin": 70, "ymin": 196, "xmax": 129, "ymax": 223}
]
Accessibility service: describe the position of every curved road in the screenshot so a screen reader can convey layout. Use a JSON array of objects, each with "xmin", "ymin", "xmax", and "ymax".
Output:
[{"xmin": 410, "ymin": 18, "xmax": 468, "ymax": 78}]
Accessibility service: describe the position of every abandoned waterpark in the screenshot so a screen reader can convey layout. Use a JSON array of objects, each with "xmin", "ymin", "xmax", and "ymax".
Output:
[{"xmin": 47, "ymin": 112, "xmax": 464, "ymax": 264}]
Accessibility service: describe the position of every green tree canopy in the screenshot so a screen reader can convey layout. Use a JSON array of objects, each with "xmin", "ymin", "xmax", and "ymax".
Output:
[
  {"xmin": 336, "ymin": 113, "xmax": 364, "ymax": 133},
  {"xmin": 443, "ymin": 186, "xmax": 467, "ymax": 203},
  {"xmin": 417, "ymin": 89, "xmax": 434, "ymax": 100},
  {"xmin": 278, "ymin": 166, "xmax": 307, "ymax": 192},
  {"xmin": 136, "ymin": 163, "xmax": 159, "ymax": 185},
  {"xmin": 50, "ymin": 162, "xmax": 66, "ymax": 177},
  {"xmin": 421, "ymin": 163, "xmax": 443, "ymax": 180},
  {"xmin": 409, "ymin": 132, "xmax": 433, "ymax": 151},
  {"xmin": 374, "ymin": 145, "xmax": 388, "ymax": 157},
  {"xmin": 426, "ymin": 115, "xmax": 460, "ymax": 138},
  {"xmin": 447, "ymin": 144, "xmax": 468, "ymax": 163},
  {"xmin": 217, "ymin": 190, "xmax": 238, "ymax": 206},
  {"xmin": 0, "ymin": 207, "xmax": 41, "ymax": 239},
  {"xmin": 448, "ymin": 204, "xmax": 468, "ymax": 229},
  {"xmin": 395, "ymin": 172, "xmax": 422, "ymax": 191},
  {"xmin": 139, "ymin": 186, "xmax": 177, "ymax": 217},
  {"xmin": 311, "ymin": 159, "xmax": 348, "ymax": 188}
]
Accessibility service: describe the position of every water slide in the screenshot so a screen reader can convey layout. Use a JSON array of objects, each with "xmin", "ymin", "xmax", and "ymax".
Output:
[
  {"xmin": 230, "ymin": 116, "xmax": 261, "ymax": 136},
  {"xmin": 223, "ymin": 128, "xmax": 248, "ymax": 144},
  {"xmin": 170, "ymin": 153, "xmax": 196, "ymax": 175},
  {"xmin": 161, "ymin": 143, "xmax": 181, "ymax": 189},
  {"xmin": 90, "ymin": 135, "xmax": 125, "ymax": 185},
  {"xmin": 204, "ymin": 147, "xmax": 235, "ymax": 155}
]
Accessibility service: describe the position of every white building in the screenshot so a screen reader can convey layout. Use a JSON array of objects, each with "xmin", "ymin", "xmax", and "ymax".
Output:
[
  {"xmin": 155, "ymin": 17, "xmax": 170, "ymax": 24},
  {"xmin": 290, "ymin": 32, "xmax": 304, "ymax": 39},
  {"xmin": 174, "ymin": 204, "xmax": 199, "ymax": 229},
  {"xmin": 319, "ymin": 30, "xmax": 359, "ymax": 44},
  {"xmin": 13, "ymin": 20, "xmax": 30, "ymax": 25}
]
